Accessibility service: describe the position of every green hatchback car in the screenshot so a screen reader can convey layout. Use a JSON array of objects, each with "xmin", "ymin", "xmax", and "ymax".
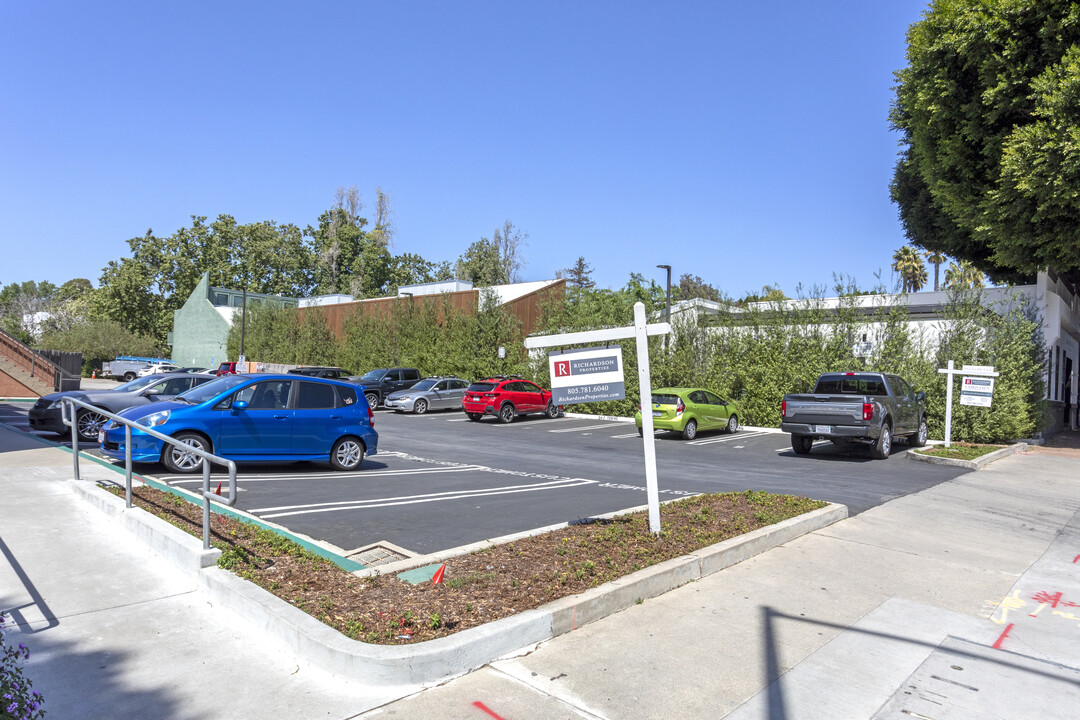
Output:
[{"xmin": 634, "ymin": 387, "xmax": 740, "ymax": 440}]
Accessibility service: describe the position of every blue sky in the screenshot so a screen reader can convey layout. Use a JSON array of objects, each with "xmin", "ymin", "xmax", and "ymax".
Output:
[{"xmin": 1, "ymin": 1, "xmax": 931, "ymax": 299}]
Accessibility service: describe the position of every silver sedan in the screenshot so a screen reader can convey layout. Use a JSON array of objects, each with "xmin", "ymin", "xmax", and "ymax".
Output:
[{"xmin": 383, "ymin": 377, "xmax": 470, "ymax": 414}]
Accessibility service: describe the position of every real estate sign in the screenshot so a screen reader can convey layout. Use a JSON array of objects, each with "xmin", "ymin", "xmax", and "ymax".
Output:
[
  {"xmin": 960, "ymin": 376, "xmax": 995, "ymax": 407},
  {"xmin": 548, "ymin": 346, "xmax": 625, "ymax": 405}
]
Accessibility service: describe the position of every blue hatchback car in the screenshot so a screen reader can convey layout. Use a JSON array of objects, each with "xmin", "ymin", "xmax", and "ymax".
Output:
[{"xmin": 100, "ymin": 374, "xmax": 378, "ymax": 473}]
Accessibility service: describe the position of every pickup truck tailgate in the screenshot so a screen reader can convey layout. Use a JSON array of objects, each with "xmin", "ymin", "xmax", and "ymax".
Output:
[{"xmin": 784, "ymin": 395, "xmax": 865, "ymax": 425}]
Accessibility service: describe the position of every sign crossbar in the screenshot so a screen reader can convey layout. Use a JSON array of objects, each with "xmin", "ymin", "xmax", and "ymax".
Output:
[{"xmin": 525, "ymin": 303, "xmax": 670, "ymax": 533}]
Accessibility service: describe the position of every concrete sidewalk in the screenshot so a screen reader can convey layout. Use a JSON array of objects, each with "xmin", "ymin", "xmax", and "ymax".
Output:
[
  {"xmin": 0, "ymin": 426, "xmax": 413, "ymax": 719},
  {"xmin": 363, "ymin": 447, "xmax": 1080, "ymax": 719},
  {"xmin": 2, "ymin": 423, "xmax": 1078, "ymax": 719}
]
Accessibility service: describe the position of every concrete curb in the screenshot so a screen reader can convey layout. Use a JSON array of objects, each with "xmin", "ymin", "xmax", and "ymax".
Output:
[
  {"xmin": 907, "ymin": 442, "xmax": 1028, "ymax": 470},
  {"xmin": 68, "ymin": 478, "xmax": 222, "ymax": 572},
  {"xmin": 197, "ymin": 502, "xmax": 846, "ymax": 684},
  {"xmin": 48, "ymin": 425, "xmax": 846, "ymax": 684},
  {"xmin": 355, "ymin": 495, "xmax": 697, "ymax": 579}
]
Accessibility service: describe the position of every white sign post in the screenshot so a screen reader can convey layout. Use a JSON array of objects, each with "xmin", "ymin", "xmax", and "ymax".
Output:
[
  {"xmin": 937, "ymin": 361, "xmax": 999, "ymax": 448},
  {"xmin": 525, "ymin": 302, "xmax": 670, "ymax": 533}
]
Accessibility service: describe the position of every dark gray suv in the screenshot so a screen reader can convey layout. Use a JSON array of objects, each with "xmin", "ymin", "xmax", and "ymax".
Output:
[{"xmin": 352, "ymin": 367, "xmax": 421, "ymax": 408}]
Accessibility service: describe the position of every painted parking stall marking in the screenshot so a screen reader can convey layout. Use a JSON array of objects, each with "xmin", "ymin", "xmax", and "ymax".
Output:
[
  {"xmin": 250, "ymin": 476, "xmax": 598, "ymax": 519},
  {"xmin": 687, "ymin": 430, "xmax": 772, "ymax": 446},
  {"xmin": 159, "ymin": 464, "xmax": 486, "ymax": 485},
  {"xmin": 548, "ymin": 422, "xmax": 627, "ymax": 433}
]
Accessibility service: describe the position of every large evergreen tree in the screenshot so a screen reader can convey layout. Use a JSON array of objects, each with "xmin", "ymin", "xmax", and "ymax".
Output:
[{"xmin": 891, "ymin": 0, "xmax": 1080, "ymax": 289}]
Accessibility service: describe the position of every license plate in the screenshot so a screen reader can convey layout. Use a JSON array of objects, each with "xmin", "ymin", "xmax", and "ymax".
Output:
[
  {"xmin": 814, "ymin": 425, "xmax": 832, "ymax": 434},
  {"xmin": 98, "ymin": 431, "xmax": 104, "ymax": 443},
  {"xmin": 652, "ymin": 411, "xmax": 662, "ymax": 417}
]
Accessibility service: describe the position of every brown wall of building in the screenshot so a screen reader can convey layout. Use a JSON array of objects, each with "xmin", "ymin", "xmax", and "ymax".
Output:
[
  {"xmin": 300, "ymin": 282, "xmax": 565, "ymax": 339},
  {"xmin": 505, "ymin": 281, "xmax": 565, "ymax": 335}
]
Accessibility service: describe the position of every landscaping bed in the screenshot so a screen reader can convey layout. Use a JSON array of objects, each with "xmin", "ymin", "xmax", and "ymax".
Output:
[
  {"xmin": 913, "ymin": 442, "xmax": 1004, "ymax": 461},
  {"xmin": 106, "ymin": 484, "xmax": 824, "ymax": 645}
]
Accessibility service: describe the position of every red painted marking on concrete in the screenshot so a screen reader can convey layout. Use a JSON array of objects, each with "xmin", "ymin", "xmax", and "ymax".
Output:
[
  {"xmin": 1032, "ymin": 591, "xmax": 1064, "ymax": 608},
  {"xmin": 572, "ymin": 605, "xmax": 577, "ymax": 630},
  {"xmin": 1073, "ymin": 554, "xmax": 1080, "ymax": 564},
  {"xmin": 992, "ymin": 623, "xmax": 1014, "ymax": 650},
  {"xmin": 473, "ymin": 701, "xmax": 508, "ymax": 720}
]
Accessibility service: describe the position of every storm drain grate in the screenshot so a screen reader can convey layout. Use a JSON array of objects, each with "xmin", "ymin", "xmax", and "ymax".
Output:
[{"xmin": 347, "ymin": 544, "xmax": 409, "ymax": 567}]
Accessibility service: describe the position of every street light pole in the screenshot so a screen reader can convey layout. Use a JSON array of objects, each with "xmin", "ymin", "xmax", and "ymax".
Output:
[
  {"xmin": 239, "ymin": 286, "xmax": 247, "ymax": 361},
  {"xmin": 656, "ymin": 265, "xmax": 672, "ymax": 323}
]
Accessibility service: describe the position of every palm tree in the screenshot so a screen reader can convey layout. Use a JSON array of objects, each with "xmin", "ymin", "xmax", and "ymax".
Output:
[
  {"xmin": 891, "ymin": 246, "xmax": 928, "ymax": 292},
  {"xmin": 943, "ymin": 260, "xmax": 987, "ymax": 289},
  {"xmin": 923, "ymin": 249, "xmax": 947, "ymax": 291}
]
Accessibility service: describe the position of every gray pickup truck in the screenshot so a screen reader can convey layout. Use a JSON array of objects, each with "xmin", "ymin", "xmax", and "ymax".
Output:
[{"xmin": 780, "ymin": 372, "xmax": 929, "ymax": 459}]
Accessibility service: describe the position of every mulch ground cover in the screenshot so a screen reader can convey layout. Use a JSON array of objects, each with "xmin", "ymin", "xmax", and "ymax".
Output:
[
  {"xmin": 106, "ymin": 483, "xmax": 825, "ymax": 645},
  {"xmin": 915, "ymin": 442, "xmax": 1004, "ymax": 460}
]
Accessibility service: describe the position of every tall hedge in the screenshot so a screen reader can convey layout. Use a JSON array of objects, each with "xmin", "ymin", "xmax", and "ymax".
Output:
[{"xmin": 225, "ymin": 287, "xmax": 1046, "ymax": 443}]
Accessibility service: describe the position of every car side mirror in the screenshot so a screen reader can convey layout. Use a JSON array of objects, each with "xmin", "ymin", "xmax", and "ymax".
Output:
[
  {"xmin": 231, "ymin": 400, "xmax": 249, "ymax": 411},
  {"xmin": 915, "ymin": 391, "xmax": 926, "ymax": 402}
]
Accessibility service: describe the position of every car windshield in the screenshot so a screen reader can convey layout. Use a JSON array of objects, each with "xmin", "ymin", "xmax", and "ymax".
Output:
[
  {"xmin": 216, "ymin": 363, "xmax": 233, "ymax": 371},
  {"xmin": 408, "ymin": 380, "xmax": 438, "ymax": 391},
  {"xmin": 175, "ymin": 375, "xmax": 250, "ymax": 404},
  {"xmin": 113, "ymin": 375, "xmax": 165, "ymax": 392},
  {"xmin": 357, "ymin": 369, "xmax": 388, "ymax": 383},
  {"xmin": 651, "ymin": 394, "xmax": 681, "ymax": 406}
]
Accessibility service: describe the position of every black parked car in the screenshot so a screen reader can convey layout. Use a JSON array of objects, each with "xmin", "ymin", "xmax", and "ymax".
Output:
[
  {"xmin": 288, "ymin": 366, "xmax": 354, "ymax": 379},
  {"xmin": 28, "ymin": 372, "xmax": 217, "ymax": 442},
  {"xmin": 352, "ymin": 367, "xmax": 421, "ymax": 408}
]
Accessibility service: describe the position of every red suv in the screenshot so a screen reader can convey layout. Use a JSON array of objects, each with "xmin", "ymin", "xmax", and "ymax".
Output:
[
  {"xmin": 463, "ymin": 376, "xmax": 560, "ymax": 423},
  {"xmin": 215, "ymin": 362, "xmax": 239, "ymax": 376}
]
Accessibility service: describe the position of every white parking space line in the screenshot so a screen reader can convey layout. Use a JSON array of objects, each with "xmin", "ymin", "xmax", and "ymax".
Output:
[
  {"xmin": 774, "ymin": 440, "xmax": 831, "ymax": 452},
  {"xmin": 490, "ymin": 418, "xmax": 567, "ymax": 429},
  {"xmin": 548, "ymin": 422, "xmax": 627, "ymax": 433},
  {"xmin": 251, "ymin": 477, "xmax": 597, "ymax": 519},
  {"xmin": 687, "ymin": 431, "xmax": 771, "ymax": 446},
  {"xmin": 160, "ymin": 465, "xmax": 485, "ymax": 484},
  {"xmin": 611, "ymin": 432, "xmax": 641, "ymax": 439}
]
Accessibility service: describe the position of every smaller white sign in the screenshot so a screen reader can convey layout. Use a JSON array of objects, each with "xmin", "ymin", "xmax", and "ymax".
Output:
[
  {"xmin": 960, "ymin": 394, "xmax": 993, "ymax": 407},
  {"xmin": 962, "ymin": 364, "xmax": 996, "ymax": 375}
]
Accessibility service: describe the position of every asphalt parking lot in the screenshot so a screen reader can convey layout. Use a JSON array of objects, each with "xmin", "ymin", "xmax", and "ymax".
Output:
[{"xmin": 1, "ymin": 401, "xmax": 970, "ymax": 559}]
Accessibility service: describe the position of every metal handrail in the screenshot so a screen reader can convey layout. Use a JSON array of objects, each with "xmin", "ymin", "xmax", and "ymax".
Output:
[{"xmin": 60, "ymin": 397, "xmax": 237, "ymax": 550}]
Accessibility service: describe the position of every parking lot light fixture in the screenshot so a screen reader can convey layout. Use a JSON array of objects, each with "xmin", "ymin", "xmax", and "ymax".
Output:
[{"xmin": 656, "ymin": 265, "xmax": 671, "ymax": 323}]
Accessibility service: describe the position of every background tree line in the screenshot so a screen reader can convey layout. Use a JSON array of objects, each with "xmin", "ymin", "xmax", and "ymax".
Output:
[
  {"xmin": 1, "ymin": 186, "xmax": 530, "ymax": 369},
  {"xmin": 223, "ymin": 255, "xmax": 1047, "ymax": 444}
]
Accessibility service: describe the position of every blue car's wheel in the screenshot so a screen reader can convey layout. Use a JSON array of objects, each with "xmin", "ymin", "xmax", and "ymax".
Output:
[
  {"xmin": 331, "ymin": 437, "xmax": 365, "ymax": 471},
  {"xmin": 163, "ymin": 433, "xmax": 209, "ymax": 474}
]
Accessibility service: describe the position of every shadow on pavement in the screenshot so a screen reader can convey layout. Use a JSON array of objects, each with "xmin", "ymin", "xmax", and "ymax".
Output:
[{"xmin": 759, "ymin": 606, "xmax": 1080, "ymax": 720}]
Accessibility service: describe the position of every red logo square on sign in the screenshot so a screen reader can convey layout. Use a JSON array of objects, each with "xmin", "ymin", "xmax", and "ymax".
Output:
[{"xmin": 554, "ymin": 361, "xmax": 571, "ymax": 377}]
